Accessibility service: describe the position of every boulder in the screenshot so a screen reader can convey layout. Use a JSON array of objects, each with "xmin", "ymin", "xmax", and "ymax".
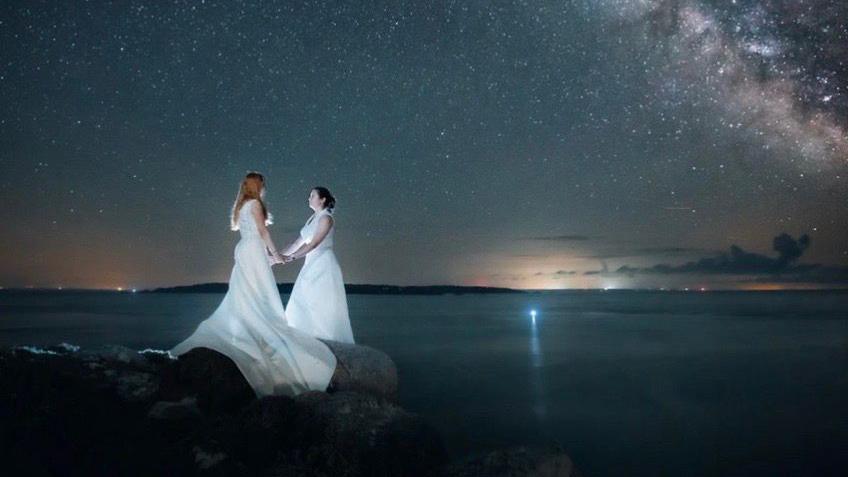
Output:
[
  {"xmin": 158, "ymin": 347, "xmax": 255, "ymax": 414},
  {"xmin": 321, "ymin": 339, "xmax": 399, "ymax": 402},
  {"xmin": 287, "ymin": 390, "xmax": 448, "ymax": 476}
]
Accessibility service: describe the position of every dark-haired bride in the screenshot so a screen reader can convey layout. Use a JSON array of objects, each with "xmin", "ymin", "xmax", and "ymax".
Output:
[
  {"xmin": 169, "ymin": 172, "xmax": 336, "ymax": 397},
  {"xmin": 280, "ymin": 187, "xmax": 355, "ymax": 344}
]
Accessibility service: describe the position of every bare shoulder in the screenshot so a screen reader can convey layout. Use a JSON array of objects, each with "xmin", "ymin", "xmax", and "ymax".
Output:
[
  {"xmin": 248, "ymin": 200, "xmax": 262, "ymax": 216},
  {"xmin": 318, "ymin": 214, "xmax": 334, "ymax": 226}
]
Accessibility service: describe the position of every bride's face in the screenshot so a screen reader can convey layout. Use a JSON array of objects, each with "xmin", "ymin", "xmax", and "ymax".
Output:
[
  {"xmin": 260, "ymin": 185, "xmax": 266, "ymax": 199},
  {"xmin": 308, "ymin": 189, "xmax": 324, "ymax": 211}
]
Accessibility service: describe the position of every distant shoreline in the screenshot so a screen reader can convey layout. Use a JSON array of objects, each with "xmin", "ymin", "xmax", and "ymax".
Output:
[
  {"xmin": 1, "ymin": 284, "xmax": 846, "ymax": 294},
  {"xmin": 145, "ymin": 283, "xmax": 525, "ymax": 295},
  {"xmin": 0, "ymin": 283, "xmax": 523, "ymax": 295}
]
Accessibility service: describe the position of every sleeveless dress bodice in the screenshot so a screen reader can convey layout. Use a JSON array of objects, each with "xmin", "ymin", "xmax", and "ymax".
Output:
[{"xmin": 300, "ymin": 208, "xmax": 334, "ymax": 254}]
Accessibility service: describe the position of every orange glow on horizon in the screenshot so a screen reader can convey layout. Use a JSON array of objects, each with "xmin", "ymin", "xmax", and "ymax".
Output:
[{"xmin": 734, "ymin": 282, "xmax": 828, "ymax": 291}]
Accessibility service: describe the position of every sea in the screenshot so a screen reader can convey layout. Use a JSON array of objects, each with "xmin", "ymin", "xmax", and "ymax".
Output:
[{"xmin": 1, "ymin": 289, "xmax": 846, "ymax": 476}]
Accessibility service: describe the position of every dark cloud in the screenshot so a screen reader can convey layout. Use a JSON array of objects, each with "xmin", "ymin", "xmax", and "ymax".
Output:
[
  {"xmin": 635, "ymin": 246, "xmax": 704, "ymax": 254},
  {"xmin": 612, "ymin": 233, "xmax": 810, "ymax": 275},
  {"xmin": 583, "ymin": 261, "xmax": 610, "ymax": 276},
  {"xmin": 552, "ymin": 270, "xmax": 578, "ymax": 279},
  {"xmin": 772, "ymin": 233, "xmax": 811, "ymax": 268},
  {"xmin": 489, "ymin": 272, "xmax": 528, "ymax": 282},
  {"xmin": 578, "ymin": 246, "xmax": 706, "ymax": 259},
  {"xmin": 596, "ymin": 233, "xmax": 846, "ymax": 284},
  {"xmin": 534, "ymin": 270, "xmax": 579, "ymax": 278},
  {"xmin": 577, "ymin": 253, "xmax": 637, "ymax": 259}
]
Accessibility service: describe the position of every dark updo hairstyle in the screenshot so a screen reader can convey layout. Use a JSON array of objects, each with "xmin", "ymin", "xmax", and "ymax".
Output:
[{"xmin": 313, "ymin": 186, "xmax": 336, "ymax": 212}]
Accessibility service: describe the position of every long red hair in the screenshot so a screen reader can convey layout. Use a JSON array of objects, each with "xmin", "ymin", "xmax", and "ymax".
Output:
[{"xmin": 230, "ymin": 172, "xmax": 273, "ymax": 231}]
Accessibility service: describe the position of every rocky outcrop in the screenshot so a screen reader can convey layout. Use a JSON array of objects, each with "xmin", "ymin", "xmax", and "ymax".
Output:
[{"xmin": 0, "ymin": 343, "xmax": 581, "ymax": 476}]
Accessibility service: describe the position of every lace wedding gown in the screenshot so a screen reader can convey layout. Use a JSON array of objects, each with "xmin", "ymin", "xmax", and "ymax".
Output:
[
  {"xmin": 169, "ymin": 199, "xmax": 337, "ymax": 397},
  {"xmin": 286, "ymin": 208, "xmax": 355, "ymax": 343}
]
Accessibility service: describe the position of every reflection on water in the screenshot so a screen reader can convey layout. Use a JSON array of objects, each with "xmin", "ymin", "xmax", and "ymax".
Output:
[
  {"xmin": 528, "ymin": 308, "xmax": 546, "ymax": 419},
  {"xmin": 529, "ymin": 309, "xmax": 542, "ymax": 368}
]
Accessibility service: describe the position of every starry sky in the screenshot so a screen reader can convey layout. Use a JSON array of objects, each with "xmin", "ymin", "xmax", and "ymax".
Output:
[{"xmin": 1, "ymin": 0, "xmax": 846, "ymax": 290}]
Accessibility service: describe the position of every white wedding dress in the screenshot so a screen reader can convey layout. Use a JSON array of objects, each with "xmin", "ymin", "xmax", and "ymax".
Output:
[
  {"xmin": 286, "ymin": 208, "xmax": 355, "ymax": 343},
  {"xmin": 169, "ymin": 199, "xmax": 337, "ymax": 397}
]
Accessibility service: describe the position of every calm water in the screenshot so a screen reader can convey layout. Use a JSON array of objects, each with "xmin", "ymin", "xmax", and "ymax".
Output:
[{"xmin": 2, "ymin": 290, "xmax": 847, "ymax": 476}]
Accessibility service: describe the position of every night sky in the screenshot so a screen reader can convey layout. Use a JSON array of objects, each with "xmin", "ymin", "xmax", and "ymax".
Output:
[{"xmin": 1, "ymin": 0, "xmax": 846, "ymax": 290}]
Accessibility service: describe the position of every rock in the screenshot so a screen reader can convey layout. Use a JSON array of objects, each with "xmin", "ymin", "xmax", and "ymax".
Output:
[
  {"xmin": 159, "ymin": 341, "xmax": 400, "ymax": 410},
  {"xmin": 12, "ymin": 345, "xmax": 60, "ymax": 355},
  {"xmin": 159, "ymin": 347, "xmax": 256, "ymax": 414},
  {"xmin": 192, "ymin": 445, "xmax": 227, "ymax": 469},
  {"xmin": 148, "ymin": 397, "xmax": 202, "ymax": 420},
  {"xmin": 442, "ymin": 445, "xmax": 583, "ymax": 477},
  {"xmin": 138, "ymin": 347, "xmax": 178, "ymax": 366},
  {"xmin": 45, "ymin": 342, "xmax": 81, "ymax": 354},
  {"xmin": 288, "ymin": 390, "xmax": 448, "ymax": 476},
  {"xmin": 210, "ymin": 395, "xmax": 301, "ymax": 471},
  {"xmin": 321, "ymin": 339, "xmax": 399, "ymax": 402},
  {"xmin": 84, "ymin": 344, "xmax": 151, "ymax": 368},
  {"xmin": 112, "ymin": 370, "xmax": 159, "ymax": 402},
  {"xmin": 0, "ymin": 347, "xmax": 177, "ymax": 476}
]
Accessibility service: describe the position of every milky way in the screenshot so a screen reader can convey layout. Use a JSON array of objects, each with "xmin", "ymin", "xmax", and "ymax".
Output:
[
  {"xmin": 607, "ymin": 0, "xmax": 848, "ymax": 167},
  {"xmin": 0, "ymin": 0, "xmax": 845, "ymax": 289}
]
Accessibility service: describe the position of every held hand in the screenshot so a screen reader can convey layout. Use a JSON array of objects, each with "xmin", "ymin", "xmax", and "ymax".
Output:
[
  {"xmin": 282, "ymin": 254, "xmax": 295, "ymax": 263},
  {"xmin": 267, "ymin": 252, "xmax": 281, "ymax": 266}
]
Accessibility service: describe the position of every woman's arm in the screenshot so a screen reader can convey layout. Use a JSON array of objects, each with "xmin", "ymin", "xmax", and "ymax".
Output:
[
  {"xmin": 287, "ymin": 216, "xmax": 332, "ymax": 261},
  {"xmin": 282, "ymin": 236, "xmax": 305, "ymax": 255},
  {"xmin": 251, "ymin": 202, "xmax": 281, "ymax": 256}
]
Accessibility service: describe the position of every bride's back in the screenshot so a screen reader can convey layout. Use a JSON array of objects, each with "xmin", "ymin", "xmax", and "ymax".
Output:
[{"xmin": 238, "ymin": 200, "xmax": 261, "ymax": 239}]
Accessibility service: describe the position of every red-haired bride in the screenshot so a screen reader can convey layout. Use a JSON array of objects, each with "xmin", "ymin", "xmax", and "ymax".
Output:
[{"xmin": 169, "ymin": 172, "xmax": 336, "ymax": 397}]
